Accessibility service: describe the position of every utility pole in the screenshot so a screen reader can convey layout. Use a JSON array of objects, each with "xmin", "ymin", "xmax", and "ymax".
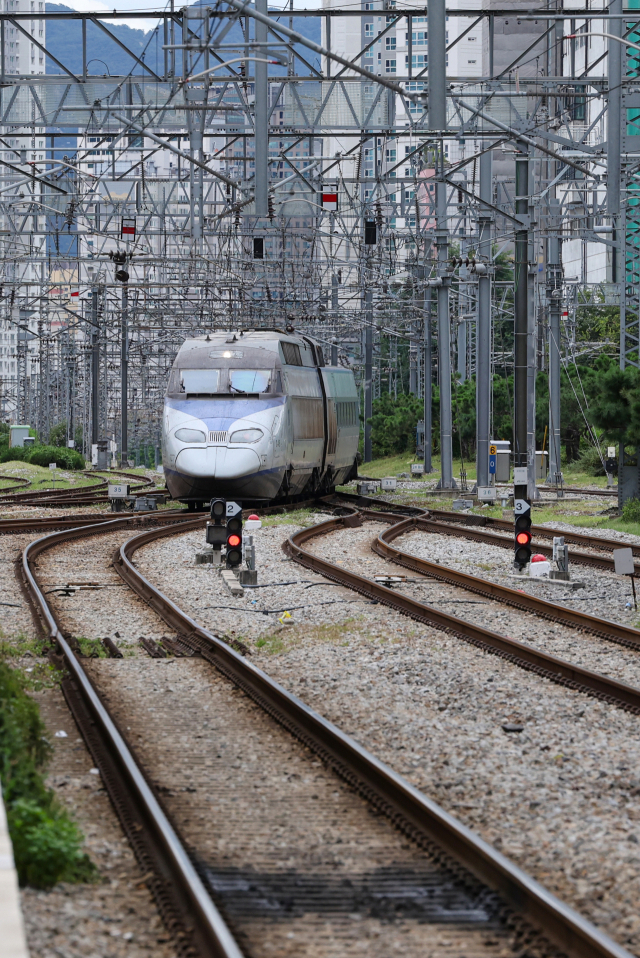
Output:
[
  {"xmin": 514, "ymin": 149, "xmax": 532, "ymax": 569},
  {"xmin": 364, "ymin": 286, "xmax": 373, "ymax": 462},
  {"xmin": 121, "ymin": 284, "xmax": 128, "ymax": 465},
  {"xmin": 254, "ymin": 0, "xmax": 269, "ymax": 217},
  {"xmin": 527, "ymin": 154, "xmax": 537, "ymax": 499},
  {"xmin": 429, "ymin": 0, "xmax": 454, "ymax": 488},
  {"xmin": 547, "ymin": 197, "xmax": 562, "ymax": 486},
  {"xmin": 91, "ymin": 288, "xmax": 99, "ymax": 452},
  {"xmin": 475, "ymin": 148, "xmax": 492, "ymax": 490},
  {"xmin": 423, "ymin": 273, "xmax": 433, "ymax": 473}
]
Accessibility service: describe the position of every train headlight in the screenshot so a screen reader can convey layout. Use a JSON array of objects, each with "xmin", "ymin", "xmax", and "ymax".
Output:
[
  {"xmin": 175, "ymin": 427, "xmax": 206, "ymax": 443},
  {"xmin": 229, "ymin": 428, "xmax": 263, "ymax": 443}
]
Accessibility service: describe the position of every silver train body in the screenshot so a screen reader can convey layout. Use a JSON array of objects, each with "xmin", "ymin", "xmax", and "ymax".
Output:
[{"xmin": 163, "ymin": 330, "xmax": 359, "ymax": 502}]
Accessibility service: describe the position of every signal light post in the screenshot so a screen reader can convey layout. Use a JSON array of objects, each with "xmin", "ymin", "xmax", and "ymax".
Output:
[
  {"xmin": 206, "ymin": 498, "xmax": 228, "ymax": 560},
  {"xmin": 226, "ymin": 511, "xmax": 243, "ymax": 568},
  {"xmin": 514, "ymin": 502, "xmax": 533, "ymax": 567},
  {"xmin": 513, "ymin": 148, "xmax": 532, "ymax": 571}
]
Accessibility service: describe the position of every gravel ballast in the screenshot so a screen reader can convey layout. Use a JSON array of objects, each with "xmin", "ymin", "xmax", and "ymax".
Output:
[
  {"xmin": 134, "ymin": 513, "xmax": 640, "ymax": 954},
  {"xmin": 0, "ymin": 525, "xmax": 179, "ymax": 957}
]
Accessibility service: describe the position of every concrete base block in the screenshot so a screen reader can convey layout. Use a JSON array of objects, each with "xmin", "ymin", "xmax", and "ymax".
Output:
[
  {"xmin": 195, "ymin": 549, "xmax": 213, "ymax": 565},
  {"xmin": 237, "ymin": 569, "xmax": 258, "ymax": 586},
  {"xmin": 221, "ymin": 570, "xmax": 244, "ymax": 596}
]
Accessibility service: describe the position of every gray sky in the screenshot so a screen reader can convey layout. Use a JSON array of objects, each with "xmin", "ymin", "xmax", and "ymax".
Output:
[{"xmin": 56, "ymin": 0, "xmax": 323, "ymax": 32}]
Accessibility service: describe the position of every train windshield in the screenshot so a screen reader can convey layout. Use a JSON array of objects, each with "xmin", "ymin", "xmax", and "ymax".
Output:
[
  {"xmin": 229, "ymin": 369, "xmax": 271, "ymax": 393},
  {"xmin": 180, "ymin": 369, "xmax": 220, "ymax": 393}
]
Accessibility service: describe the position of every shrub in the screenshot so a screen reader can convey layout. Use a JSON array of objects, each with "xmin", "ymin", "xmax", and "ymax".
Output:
[
  {"xmin": 574, "ymin": 445, "xmax": 607, "ymax": 477},
  {"xmin": 0, "ymin": 446, "xmax": 29, "ymax": 463},
  {"xmin": 0, "ymin": 661, "xmax": 97, "ymax": 888},
  {"xmin": 622, "ymin": 497, "xmax": 640, "ymax": 524},
  {"xmin": 26, "ymin": 445, "xmax": 85, "ymax": 470},
  {"xmin": 0, "ymin": 444, "xmax": 85, "ymax": 470}
]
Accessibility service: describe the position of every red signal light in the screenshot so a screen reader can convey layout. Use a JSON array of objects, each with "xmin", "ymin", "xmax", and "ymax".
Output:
[
  {"xmin": 227, "ymin": 534, "xmax": 241, "ymax": 548},
  {"xmin": 516, "ymin": 531, "xmax": 531, "ymax": 545}
]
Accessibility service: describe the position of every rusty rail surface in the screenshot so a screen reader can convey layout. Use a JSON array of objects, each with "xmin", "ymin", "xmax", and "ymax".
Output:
[
  {"xmin": 372, "ymin": 514, "xmax": 640, "ymax": 651},
  {"xmin": 287, "ymin": 513, "xmax": 640, "ymax": 710},
  {"xmin": 0, "ymin": 469, "xmax": 154, "ymax": 505},
  {"xmin": 404, "ymin": 514, "xmax": 628, "ymax": 573},
  {"xmin": 18, "ymin": 501, "xmax": 638, "ymax": 957},
  {"xmin": 21, "ymin": 513, "xmax": 244, "ymax": 958},
  {"xmin": 107, "ymin": 510, "xmax": 633, "ymax": 958},
  {"xmin": 426, "ymin": 507, "xmax": 639, "ymax": 557},
  {"xmin": 0, "ymin": 508, "xmax": 197, "ymax": 534}
]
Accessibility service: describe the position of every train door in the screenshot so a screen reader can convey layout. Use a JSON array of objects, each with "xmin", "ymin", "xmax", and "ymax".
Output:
[{"xmin": 327, "ymin": 399, "xmax": 337, "ymax": 456}]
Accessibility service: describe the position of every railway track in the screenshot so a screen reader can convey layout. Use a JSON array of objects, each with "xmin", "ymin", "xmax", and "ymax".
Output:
[
  {"xmin": 336, "ymin": 490, "xmax": 639, "ymax": 573},
  {"xmin": 417, "ymin": 514, "xmax": 633, "ymax": 574},
  {"xmin": 371, "ymin": 513, "xmax": 640, "ymax": 652},
  {"xmin": 0, "ymin": 473, "xmax": 31, "ymax": 491},
  {"xmin": 0, "ymin": 468, "xmax": 155, "ymax": 507},
  {"xmin": 13, "ymin": 508, "xmax": 631, "ymax": 957},
  {"xmin": 427, "ymin": 507, "xmax": 639, "ymax": 557},
  {"xmin": 287, "ymin": 513, "xmax": 640, "ymax": 714}
]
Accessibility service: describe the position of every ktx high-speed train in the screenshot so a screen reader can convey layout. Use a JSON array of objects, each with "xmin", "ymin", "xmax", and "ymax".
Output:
[{"xmin": 163, "ymin": 329, "xmax": 359, "ymax": 504}]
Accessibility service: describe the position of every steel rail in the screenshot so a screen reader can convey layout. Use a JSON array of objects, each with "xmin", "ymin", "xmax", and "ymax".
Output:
[
  {"xmin": 0, "ymin": 509, "xmax": 198, "ymax": 534},
  {"xmin": 547, "ymin": 486, "xmax": 618, "ymax": 497},
  {"xmin": 0, "ymin": 469, "xmax": 154, "ymax": 504},
  {"xmin": 288, "ymin": 513, "xmax": 640, "ymax": 707},
  {"xmin": 427, "ymin": 507, "xmax": 640, "ymax": 557},
  {"xmin": 0, "ymin": 473, "xmax": 31, "ymax": 491},
  {"xmin": 110, "ymin": 511, "xmax": 634, "ymax": 958},
  {"xmin": 21, "ymin": 513, "xmax": 244, "ymax": 958},
  {"xmin": 0, "ymin": 478, "xmax": 108, "ymax": 502},
  {"xmin": 415, "ymin": 515, "xmax": 628, "ymax": 573},
  {"xmin": 372, "ymin": 514, "xmax": 640, "ymax": 651}
]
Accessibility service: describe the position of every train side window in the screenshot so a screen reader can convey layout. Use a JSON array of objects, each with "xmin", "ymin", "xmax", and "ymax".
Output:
[
  {"xmin": 275, "ymin": 370, "xmax": 283, "ymax": 393},
  {"xmin": 180, "ymin": 369, "xmax": 220, "ymax": 393},
  {"xmin": 336, "ymin": 401, "xmax": 358, "ymax": 426},
  {"xmin": 281, "ymin": 342, "xmax": 302, "ymax": 365},
  {"xmin": 230, "ymin": 369, "xmax": 271, "ymax": 393}
]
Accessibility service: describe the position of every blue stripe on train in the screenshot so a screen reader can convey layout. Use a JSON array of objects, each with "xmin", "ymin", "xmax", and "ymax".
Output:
[{"xmin": 165, "ymin": 397, "xmax": 285, "ymax": 430}]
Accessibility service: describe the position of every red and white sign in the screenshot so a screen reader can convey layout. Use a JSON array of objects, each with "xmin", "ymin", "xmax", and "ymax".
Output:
[
  {"xmin": 322, "ymin": 192, "xmax": 338, "ymax": 211},
  {"xmin": 121, "ymin": 217, "xmax": 136, "ymax": 237}
]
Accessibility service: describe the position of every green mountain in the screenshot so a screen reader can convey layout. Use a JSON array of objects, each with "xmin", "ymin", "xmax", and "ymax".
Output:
[{"xmin": 44, "ymin": 3, "xmax": 321, "ymax": 78}]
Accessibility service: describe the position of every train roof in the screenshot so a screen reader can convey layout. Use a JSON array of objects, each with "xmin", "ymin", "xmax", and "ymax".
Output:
[{"xmin": 174, "ymin": 329, "xmax": 329, "ymax": 365}]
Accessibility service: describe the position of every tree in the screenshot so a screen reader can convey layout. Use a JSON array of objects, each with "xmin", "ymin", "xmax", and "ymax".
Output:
[
  {"xmin": 48, "ymin": 421, "xmax": 68, "ymax": 447},
  {"xmin": 588, "ymin": 362, "xmax": 640, "ymax": 446},
  {"xmin": 368, "ymin": 392, "xmax": 431, "ymax": 458}
]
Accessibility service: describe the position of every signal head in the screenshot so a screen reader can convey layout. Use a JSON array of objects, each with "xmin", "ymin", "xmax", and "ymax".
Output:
[
  {"xmin": 225, "ymin": 510, "xmax": 243, "ymax": 568},
  {"xmin": 210, "ymin": 498, "xmax": 226, "ymax": 521}
]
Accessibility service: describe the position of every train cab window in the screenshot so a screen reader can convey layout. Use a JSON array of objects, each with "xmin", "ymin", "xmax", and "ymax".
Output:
[
  {"xmin": 180, "ymin": 369, "xmax": 220, "ymax": 393},
  {"xmin": 229, "ymin": 369, "xmax": 271, "ymax": 393}
]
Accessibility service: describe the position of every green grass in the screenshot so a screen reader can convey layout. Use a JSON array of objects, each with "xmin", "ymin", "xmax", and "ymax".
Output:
[
  {"xmin": 355, "ymin": 453, "xmax": 611, "ymax": 491},
  {"xmin": 0, "ymin": 460, "xmax": 102, "ymax": 491},
  {"xmin": 76, "ymin": 636, "xmax": 109, "ymax": 658},
  {"xmin": 259, "ymin": 507, "xmax": 322, "ymax": 528},
  {"xmin": 254, "ymin": 617, "xmax": 366, "ymax": 654}
]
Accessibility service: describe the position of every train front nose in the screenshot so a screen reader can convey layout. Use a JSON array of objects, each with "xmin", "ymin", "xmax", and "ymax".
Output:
[{"xmin": 175, "ymin": 445, "xmax": 261, "ymax": 479}]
